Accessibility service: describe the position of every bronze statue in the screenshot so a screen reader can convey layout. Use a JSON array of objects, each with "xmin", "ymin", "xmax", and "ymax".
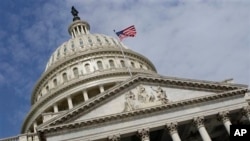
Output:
[
  {"xmin": 71, "ymin": 6, "xmax": 80, "ymax": 21},
  {"xmin": 71, "ymin": 6, "xmax": 78, "ymax": 17}
]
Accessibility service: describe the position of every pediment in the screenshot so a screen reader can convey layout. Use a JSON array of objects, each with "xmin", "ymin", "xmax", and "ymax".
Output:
[{"xmin": 38, "ymin": 74, "xmax": 248, "ymax": 133}]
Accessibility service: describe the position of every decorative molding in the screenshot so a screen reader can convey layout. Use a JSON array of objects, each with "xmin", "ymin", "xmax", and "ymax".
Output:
[
  {"xmin": 217, "ymin": 111, "xmax": 230, "ymax": 122},
  {"xmin": 108, "ymin": 134, "xmax": 120, "ymax": 141},
  {"xmin": 193, "ymin": 117, "xmax": 205, "ymax": 128},
  {"xmin": 241, "ymin": 106, "xmax": 250, "ymax": 117},
  {"xmin": 166, "ymin": 122, "xmax": 178, "ymax": 135},
  {"xmin": 137, "ymin": 128, "xmax": 150, "ymax": 140}
]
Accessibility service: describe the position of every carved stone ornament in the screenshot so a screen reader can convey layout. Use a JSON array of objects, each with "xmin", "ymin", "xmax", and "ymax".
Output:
[
  {"xmin": 166, "ymin": 122, "xmax": 178, "ymax": 135},
  {"xmin": 137, "ymin": 128, "xmax": 150, "ymax": 140},
  {"xmin": 193, "ymin": 117, "xmax": 205, "ymax": 128},
  {"xmin": 242, "ymin": 106, "xmax": 250, "ymax": 117},
  {"xmin": 124, "ymin": 85, "xmax": 169, "ymax": 111},
  {"xmin": 217, "ymin": 111, "xmax": 230, "ymax": 122},
  {"xmin": 108, "ymin": 134, "xmax": 120, "ymax": 141}
]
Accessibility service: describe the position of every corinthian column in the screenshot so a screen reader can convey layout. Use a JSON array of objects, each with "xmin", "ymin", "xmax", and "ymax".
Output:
[
  {"xmin": 108, "ymin": 134, "xmax": 120, "ymax": 141},
  {"xmin": 166, "ymin": 122, "xmax": 181, "ymax": 141},
  {"xmin": 242, "ymin": 106, "xmax": 250, "ymax": 122},
  {"xmin": 217, "ymin": 111, "xmax": 231, "ymax": 134},
  {"xmin": 137, "ymin": 128, "xmax": 150, "ymax": 141},
  {"xmin": 193, "ymin": 117, "xmax": 211, "ymax": 141}
]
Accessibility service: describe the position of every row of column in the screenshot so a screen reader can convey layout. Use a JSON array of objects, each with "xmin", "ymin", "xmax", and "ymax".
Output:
[
  {"xmin": 71, "ymin": 25, "xmax": 88, "ymax": 38},
  {"xmin": 107, "ymin": 106, "xmax": 250, "ymax": 141},
  {"xmin": 33, "ymin": 85, "xmax": 105, "ymax": 132},
  {"xmin": 52, "ymin": 85, "xmax": 104, "ymax": 113}
]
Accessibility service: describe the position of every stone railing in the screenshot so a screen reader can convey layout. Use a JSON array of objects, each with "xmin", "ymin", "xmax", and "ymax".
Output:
[{"xmin": 0, "ymin": 133, "xmax": 38, "ymax": 141}]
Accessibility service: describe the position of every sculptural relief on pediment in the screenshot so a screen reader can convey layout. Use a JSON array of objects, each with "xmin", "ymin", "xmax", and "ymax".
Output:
[{"xmin": 124, "ymin": 85, "xmax": 169, "ymax": 111}]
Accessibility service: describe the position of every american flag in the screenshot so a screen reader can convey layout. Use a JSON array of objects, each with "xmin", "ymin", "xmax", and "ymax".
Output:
[{"xmin": 115, "ymin": 25, "xmax": 136, "ymax": 41}]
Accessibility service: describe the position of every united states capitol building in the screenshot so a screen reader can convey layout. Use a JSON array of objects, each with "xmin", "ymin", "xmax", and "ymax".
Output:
[{"xmin": 1, "ymin": 8, "xmax": 250, "ymax": 141}]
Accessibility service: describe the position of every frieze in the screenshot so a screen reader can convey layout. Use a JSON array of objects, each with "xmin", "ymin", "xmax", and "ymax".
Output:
[{"xmin": 124, "ymin": 85, "xmax": 168, "ymax": 111}]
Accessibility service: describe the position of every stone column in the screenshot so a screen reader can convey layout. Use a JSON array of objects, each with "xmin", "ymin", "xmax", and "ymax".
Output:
[
  {"xmin": 137, "ymin": 128, "xmax": 150, "ymax": 141},
  {"xmin": 166, "ymin": 122, "xmax": 181, "ymax": 141},
  {"xmin": 242, "ymin": 106, "xmax": 250, "ymax": 122},
  {"xmin": 53, "ymin": 104, "xmax": 58, "ymax": 113},
  {"xmin": 217, "ymin": 111, "xmax": 231, "ymax": 134},
  {"xmin": 108, "ymin": 134, "xmax": 120, "ymax": 141},
  {"xmin": 99, "ymin": 85, "xmax": 104, "ymax": 93},
  {"xmin": 83, "ymin": 90, "xmax": 89, "ymax": 101},
  {"xmin": 33, "ymin": 121, "xmax": 37, "ymax": 133},
  {"xmin": 67, "ymin": 96, "xmax": 73, "ymax": 109},
  {"xmin": 193, "ymin": 117, "xmax": 211, "ymax": 141}
]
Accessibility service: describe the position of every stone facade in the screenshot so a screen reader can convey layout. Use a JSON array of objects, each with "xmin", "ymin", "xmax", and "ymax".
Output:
[{"xmin": 1, "ymin": 8, "xmax": 249, "ymax": 141}]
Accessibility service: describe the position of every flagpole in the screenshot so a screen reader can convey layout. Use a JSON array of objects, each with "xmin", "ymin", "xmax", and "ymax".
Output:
[{"xmin": 113, "ymin": 30, "xmax": 133, "ymax": 77}]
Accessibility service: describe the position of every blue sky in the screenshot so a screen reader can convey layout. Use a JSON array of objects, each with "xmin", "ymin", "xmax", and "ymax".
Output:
[{"xmin": 0, "ymin": 0, "xmax": 249, "ymax": 139}]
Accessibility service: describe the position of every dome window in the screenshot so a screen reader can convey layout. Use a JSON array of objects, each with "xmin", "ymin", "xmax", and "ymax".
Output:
[
  {"xmin": 57, "ymin": 50, "xmax": 60, "ymax": 58},
  {"xmin": 88, "ymin": 37, "xmax": 93, "ymax": 46},
  {"xmin": 63, "ymin": 45, "xmax": 67, "ymax": 55},
  {"xmin": 71, "ymin": 41, "xmax": 75, "ymax": 51},
  {"xmin": 131, "ymin": 62, "xmax": 135, "ymax": 68},
  {"xmin": 120, "ymin": 60, "xmax": 125, "ymax": 68},
  {"xmin": 53, "ymin": 79, "xmax": 57, "ymax": 87},
  {"xmin": 79, "ymin": 39, "xmax": 84, "ymax": 48},
  {"xmin": 85, "ymin": 63, "xmax": 91, "ymax": 73},
  {"xmin": 96, "ymin": 36, "xmax": 102, "ymax": 45},
  {"xmin": 109, "ymin": 60, "xmax": 115, "ymax": 68},
  {"xmin": 73, "ymin": 67, "xmax": 79, "ymax": 77},
  {"xmin": 97, "ymin": 61, "xmax": 103, "ymax": 70},
  {"xmin": 62, "ymin": 73, "xmax": 68, "ymax": 82},
  {"xmin": 104, "ymin": 37, "xmax": 110, "ymax": 44}
]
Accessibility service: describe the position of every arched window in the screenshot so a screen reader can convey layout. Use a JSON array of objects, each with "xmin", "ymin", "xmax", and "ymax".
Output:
[
  {"xmin": 62, "ymin": 73, "xmax": 68, "ymax": 82},
  {"xmin": 140, "ymin": 63, "xmax": 143, "ymax": 69},
  {"xmin": 53, "ymin": 79, "xmax": 57, "ymax": 87},
  {"xmin": 109, "ymin": 60, "xmax": 115, "ymax": 68},
  {"xmin": 120, "ymin": 60, "xmax": 125, "ymax": 68},
  {"xmin": 79, "ymin": 38, "xmax": 84, "ymax": 48},
  {"xmin": 85, "ymin": 63, "xmax": 91, "ymax": 73},
  {"xmin": 131, "ymin": 62, "xmax": 135, "ymax": 68},
  {"xmin": 45, "ymin": 85, "xmax": 49, "ymax": 93},
  {"xmin": 97, "ymin": 61, "xmax": 103, "ymax": 70},
  {"xmin": 73, "ymin": 67, "xmax": 79, "ymax": 77}
]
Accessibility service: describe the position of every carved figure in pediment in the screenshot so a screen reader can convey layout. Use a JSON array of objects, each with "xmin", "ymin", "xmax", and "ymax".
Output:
[
  {"xmin": 124, "ymin": 91, "xmax": 137, "ymax": 111},
  {"xmin": 137, "ymin": 85, "xmax": 155, "ymax": 103},
  {"xmin": 151, "ymin": 86, "xmax": 168, "ymax": 104}
]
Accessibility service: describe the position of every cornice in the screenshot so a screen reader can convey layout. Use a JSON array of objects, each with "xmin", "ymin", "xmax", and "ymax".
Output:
[
  {"xmin": 31, "ymin": 48, "xmax": 156, "ymax": 104},
  {"xmin": 38, "ymin": 88, "xmax": 248, "ymax": 134}
]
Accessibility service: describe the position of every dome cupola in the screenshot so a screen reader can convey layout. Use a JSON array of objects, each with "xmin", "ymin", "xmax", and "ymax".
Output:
[{"xmin": 68, "ymin": 6, "xmax": 90, "ymax": 38}]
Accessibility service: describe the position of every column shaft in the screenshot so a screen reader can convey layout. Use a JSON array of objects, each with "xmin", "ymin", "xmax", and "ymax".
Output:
[
  {"xmin": 218, "ymin": 111, "xmax": 231, "ymax": 134},
  {"xmin": 53, "ymin": 104, "xmax": 58, "ymax": 113},
  {"xmin": 193, "ymin": 117, "xmax": 211, "ymax": 141},
  {"xmin": 198, "ymin": 126, "xmax": 211, "ymax": 141},
  {"xmin": 83, "ymin": 90, "xmax": 89, "ymax": 101},
  {"xmin": 99, "ymin": 85, "xmax": 104, "ymax": 93},
  {"xmin": 67, "ymin": 96, "xmax": 73, "ymax": 109},
  {"xmin": 33, "ymin": 121, "xmax": 37, "ymax": 133}
]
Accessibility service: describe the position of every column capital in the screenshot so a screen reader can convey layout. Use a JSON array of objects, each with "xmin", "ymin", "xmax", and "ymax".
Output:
[
  {"xmin": 108, "ymin": 134, "xmax": 120, "ymax": 141},
  {"xmin": 137, "ymin": 128, "xmax": 150, "ymax": 140},
  {"xmin": 242, "ymin": 106, "xmax": 250, "ymax": 117},
  {"xmin": 166, "ymin": 122, "xmax": 178, "ymax": 135},
  {"xmin": 217, "ymin": 111, "xmax": 230, "ymax": 122},
  {"xmin": 193, "ymin": 116, "xmax": 205, "ymax": 128}
]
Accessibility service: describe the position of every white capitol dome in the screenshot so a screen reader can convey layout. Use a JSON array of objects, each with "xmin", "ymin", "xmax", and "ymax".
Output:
[{"xmin": 22, "ymin": 10, "xmax": 157, "ymax": 133}]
